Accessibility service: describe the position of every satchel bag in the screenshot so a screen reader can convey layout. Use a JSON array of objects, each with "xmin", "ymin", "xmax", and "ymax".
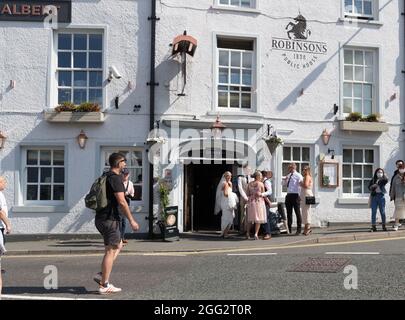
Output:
[{"xmin": 305, "ymin": 196, "xmax": 316, "ymax": 205}]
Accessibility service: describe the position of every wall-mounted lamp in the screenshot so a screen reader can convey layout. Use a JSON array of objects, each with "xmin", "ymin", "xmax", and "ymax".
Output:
[
  {"xmin": 0, "ymin": 131, "xmax": 7, "ymax": 149},
  {"xmin": 327, "ymin": 148, "xmax": 335, "ymax": 160},
  {"xmin": 333, "ymin": 104, "xmax": 339, "ymax": 115},
  {"xmin": 171, "ymin": 31, "xmax": 198, "ymax": 57},
  {"xmin": 9, "ymin": 80, "xmax": 16, "ymax": 89},
  {"xmin": 115, "ymin": 96, "xmax": 119, "ymax": 109},
  {"xmin": 211, "ymin": 115, "xmax": 226, "ymax": 140},
  {"xmin": 77, "ymin": 130, "xmax": 88, "ymax": 149},
  {"xmin": 390, "ymin": 93, "xmax": 397, "ymax": 102},
  {"xmin": 321, "ymin": 129, "xmax": 331, "ymax": 145}
]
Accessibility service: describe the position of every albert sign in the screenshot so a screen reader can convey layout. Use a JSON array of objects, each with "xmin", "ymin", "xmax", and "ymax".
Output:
[{"xmin": 0, "ymin": 0, "xmax": 71, "ymax": 22}]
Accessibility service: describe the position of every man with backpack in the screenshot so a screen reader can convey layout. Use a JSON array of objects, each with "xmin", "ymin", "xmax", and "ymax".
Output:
[{"xmin": 92, "ymin": 153, "xmax": 140, "ymax": 294}]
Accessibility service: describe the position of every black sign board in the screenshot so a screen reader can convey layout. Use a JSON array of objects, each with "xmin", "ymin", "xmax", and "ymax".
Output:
[
  {"xmin": 0, "ymin": 1, "xmax": 71, "ymax": 23},
  {"xmin": 159, "ymin": 206, "xmax": 179, "ymax": 241}
]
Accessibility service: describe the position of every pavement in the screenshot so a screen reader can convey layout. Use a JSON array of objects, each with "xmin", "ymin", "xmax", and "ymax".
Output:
[{"xmin": 3, "ymin": 223, "xmax": 405, "ymax": 256}]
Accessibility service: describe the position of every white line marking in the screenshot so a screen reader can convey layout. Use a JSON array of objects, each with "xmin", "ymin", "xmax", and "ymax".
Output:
[
  {"xmin": 0, "ymin": 294, "xmax": 109, "ymax": 300},
  {"xmin": 325, "ymin": 252, "xmax": 380, "ymax": 255},
  {"xmin": 227, "ymin": 253, "xmax": 278, "ymax": 256},
  {"xmin": 142, "ymin": 253, "xmax": 187, "ymax": 256}
]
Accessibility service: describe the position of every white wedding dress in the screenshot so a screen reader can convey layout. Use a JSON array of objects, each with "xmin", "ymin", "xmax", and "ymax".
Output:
[{"xmin": 215, "ymin": 176, "xmax": 239, "ymax": 233}]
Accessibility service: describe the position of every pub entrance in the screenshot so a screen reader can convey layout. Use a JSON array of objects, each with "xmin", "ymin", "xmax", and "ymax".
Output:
[{"xmin": 184, "ymin": 163, "xmax": 237, "ymax": 232}]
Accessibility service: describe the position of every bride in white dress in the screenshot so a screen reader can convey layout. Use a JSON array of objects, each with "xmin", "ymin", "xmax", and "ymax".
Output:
[{"xmin": 214, "ymin": 171, "xmax": 239, "ymax": 238}]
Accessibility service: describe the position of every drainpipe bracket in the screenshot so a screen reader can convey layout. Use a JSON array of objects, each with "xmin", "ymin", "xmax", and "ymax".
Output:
[
  {"xmin": 148, "ymin": 16, "xmax": 160, "ymax": 21},
  {"xmin": 147, "ymin": 82, "xmax": 160, "ymax": 86}
]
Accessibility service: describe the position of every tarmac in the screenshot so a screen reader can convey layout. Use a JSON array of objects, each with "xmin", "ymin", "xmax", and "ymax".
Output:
[{"xmin": 3, "ymin": 223, "xmax": 405, "ymax": 256}]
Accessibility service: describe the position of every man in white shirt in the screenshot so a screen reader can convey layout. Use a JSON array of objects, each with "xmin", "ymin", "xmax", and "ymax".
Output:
[
  {"xmin": 237, "ymin": 165, "xmax": 253, "ymax": 235},
  {"xmin": 282, "ymin": 163, "xmax": 303, "ymax": 235}
]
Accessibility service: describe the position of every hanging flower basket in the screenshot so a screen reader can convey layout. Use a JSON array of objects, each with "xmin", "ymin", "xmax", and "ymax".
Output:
[{"xmin": 264, "ymin": 136, "xmax": 283, "ymax": 154}]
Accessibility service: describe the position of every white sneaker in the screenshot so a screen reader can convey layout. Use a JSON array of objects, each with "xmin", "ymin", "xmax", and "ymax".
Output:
[
  {"xmin": 98, "ymin": 283, "xmax": 122, "ymax": 294},
  {"xmin": 392, "ymin": 225, "xmax": 399, "ymax": 231}
]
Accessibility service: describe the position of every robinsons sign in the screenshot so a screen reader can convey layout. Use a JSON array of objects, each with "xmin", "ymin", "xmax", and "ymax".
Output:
[{"xmin": 272, "ymin": 14, "xmax": 328, "ymax": 70}]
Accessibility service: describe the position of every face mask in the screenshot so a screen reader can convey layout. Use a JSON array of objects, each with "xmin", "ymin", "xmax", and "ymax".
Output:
[
  {"xmin": 376, "ymin": 172, "xmax": 383, "ymax": 178},
  {"xmin": 399, "ymin": 169, "xmax": 405, "ymax": 174}
]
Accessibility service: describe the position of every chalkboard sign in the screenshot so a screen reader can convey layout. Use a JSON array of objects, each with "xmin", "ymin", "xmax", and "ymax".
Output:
[{"xmin": 159, "ymin": 206, "xmax": 179, "ymax": 241}]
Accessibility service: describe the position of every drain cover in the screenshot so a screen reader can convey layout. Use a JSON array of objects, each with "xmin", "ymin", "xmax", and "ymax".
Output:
[{"xmin": 287, "ymin": 257, "xmax": 351, "ymax": 273}]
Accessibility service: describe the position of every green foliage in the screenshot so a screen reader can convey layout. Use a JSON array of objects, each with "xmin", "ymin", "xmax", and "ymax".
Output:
[
  {"xmin": 345, "ymin": 112, "xmax": 362, "ymax": 121},
  {"xmin": 346, "ymin": 112, "xmax": 380, "ymax": 122},
  {"xmin": 158, "ymin": 179, "xmax": 170, "ymax": 219},
  {"xmin": 55, "ymin": 102, "xmax": 75, "ymax": 112},
  {"xmin": 265, "ymin": 135, "xmax": 284, "ymax": 146},
  {"xmin": 55, "ymin": 102, "xmax": 100, "ymax": 112},
  {"xmin": 322, "ymin": 175, "xmax": 330, "ymax": 186},
  {"xmin": 363, "ymin": 113, "xmax": 379, "ymax": 122}
]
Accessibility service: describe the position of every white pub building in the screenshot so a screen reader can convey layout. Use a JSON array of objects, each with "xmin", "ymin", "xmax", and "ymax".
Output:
[{"xmin": 0, "ymin": 0, "xmax": 403, "ymax": 235}]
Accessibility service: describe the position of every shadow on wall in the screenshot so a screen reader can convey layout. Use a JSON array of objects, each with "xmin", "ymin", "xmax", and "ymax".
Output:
[
  {"xmin": 0, "ymin": 1, "xmax": 154, "ymax": 233},
  {"xmin": 276, "ymin": 5, "xmax": 393, "ymax": 113},
  {"xmin": 1, "ymin": 120, "xmax": 99, "ymax": 233},
  {"xmin": 394, "ymin": 0, "xmax": 405, "ymax": 159},
  {"xmin": 105, "ymin": 0, "xmax": 150, "ymax": 115}
]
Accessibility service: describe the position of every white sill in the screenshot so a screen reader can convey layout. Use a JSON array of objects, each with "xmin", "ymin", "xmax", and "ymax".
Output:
[
  {"xmin": 210, "ymin": 5, "xmax": 260, "ymax": 14},
  {"xmin": 208, "ymin": 110, "xmax": 264, "ymax": 118},
  {"xmin": 338, "ymin": 17, "xmax": 383, "ymax": 26},
  {"xmin": 337, "ymin": 198, "xmax": 369, "ymax": 205},
  {"xmin": 12, "ymin": 206, "xmax": 69, "ymax": 213}
]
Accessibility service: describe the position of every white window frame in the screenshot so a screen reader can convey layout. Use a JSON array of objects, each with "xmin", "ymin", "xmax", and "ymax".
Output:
[
  {"xmin": 339, "ymin": 43, "xmax": 381, "ymax": 119},
  {"xmin": 100, "ymin": 147, "xmax": 146, "ymax": 206},
  {"xmin": 342, "ymin": 47, "xmax": 376, "ymax": 116},
  {"xmin": 217, "ymin": 47, "xmax": 254, "ymax": 110},
  {"xmin": 56, "ymin": 31, "xmax": 104, "ymax": 106},
  {"xmin": 280, "ymin": 145, "xmax": 312, "ymax": 196},
  {"xmin": 213, "ymin": 32, "xmax": 259, "ymax": 113},
  {"xmin": 340, "ymin": 0, "xmax": 381, "ymax": 24},
  {"xmin": 216, "ymin": 0, "xmax": 256, "ymax": 9},
  {"xmin": 344, "ymin": 0, "xmax": 374, "ymax": 19},
  {"xmin": 22, "ymin": 147, "xmax": 66, "ymax": 206},
  {"xmin": 341, "ymin": 146, "xmax": 376, "ymax": 197},
  {"xmin": 48, "ymin": 26, "xmax": 108, "ymax": 110}
]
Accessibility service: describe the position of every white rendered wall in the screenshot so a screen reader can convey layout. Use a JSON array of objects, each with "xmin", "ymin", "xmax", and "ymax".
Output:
[{"xmin": 0, "ymin": 0, "xmax": 152, "ymax": 233}]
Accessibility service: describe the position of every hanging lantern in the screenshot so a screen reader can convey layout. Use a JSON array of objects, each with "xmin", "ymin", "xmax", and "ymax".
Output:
[
  {"xmin": 77, "ymin": 130, "xmax": 88, "ymax": 149},
  {"xmin": 211, "ymin": 115, "xmax": 226, "ymax": 140}
]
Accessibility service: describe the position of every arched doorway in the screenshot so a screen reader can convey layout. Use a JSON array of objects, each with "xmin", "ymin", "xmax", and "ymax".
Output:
[{"xmin": 174, "ymin": 138, "xmax": 256, "ymax": 232}]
